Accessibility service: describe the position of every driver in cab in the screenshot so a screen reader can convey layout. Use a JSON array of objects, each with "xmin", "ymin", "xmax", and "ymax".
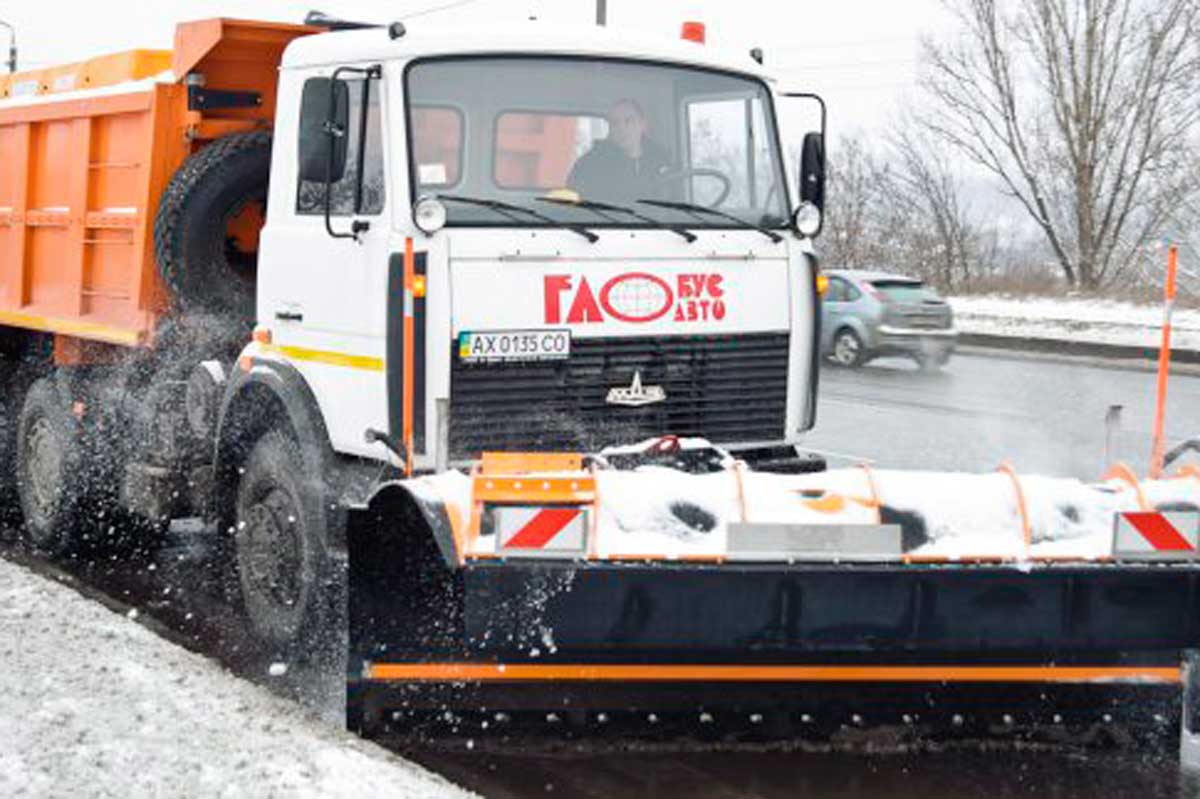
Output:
[{"xmin": 568, "ymin": 99, "xmax": 673, "ymax": 203}]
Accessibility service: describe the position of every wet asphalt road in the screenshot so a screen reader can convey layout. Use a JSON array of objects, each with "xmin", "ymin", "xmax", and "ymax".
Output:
[
  {"xmin": 413, "ymin": 747, "xmax": 1200, "ymax": 799},
  {"xmin": 802, "ymin": 348, "xmax": 1200, "ymax": 479},
  {"xmin": 5, "ymin": 348, "xmax": 1200, "ymax": 798}
]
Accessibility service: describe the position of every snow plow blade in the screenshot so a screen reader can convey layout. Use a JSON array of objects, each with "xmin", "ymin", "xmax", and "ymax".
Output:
[
  {"xmin": 347, "ymin": 557, "xmax": 1199, "ymax": 731},
  {"xmin": 345, "ymin": 451, "xmax": 1200, "ymax": 736}
]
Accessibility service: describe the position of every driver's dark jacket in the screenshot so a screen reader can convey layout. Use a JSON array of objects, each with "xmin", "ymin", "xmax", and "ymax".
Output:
[{"xmin": 567, "ymin": 139, "xmax": 674, "ymax": 203}]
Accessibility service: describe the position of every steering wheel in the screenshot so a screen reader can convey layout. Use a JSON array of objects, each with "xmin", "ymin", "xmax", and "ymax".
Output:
[{"xmin": 655, "ymin": 167, "xmax": 733, "ymax": 208}]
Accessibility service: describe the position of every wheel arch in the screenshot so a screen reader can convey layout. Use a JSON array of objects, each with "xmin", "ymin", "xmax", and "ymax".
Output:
[
  {"xmin": 346, "ymin": 480, "xmax": 465, "ymax": 684},
  {"xmin": 351, "ymin": 480, "xmax": 461, "ymax": 569},
  {"xmin": 213, "ymin": 357, "xmax": 343, "ymax": 548},
  {"xmin": 834, "ymin": 319, "xmax": 868, "ymax": 341},
  {"xmin": 837, "ymin": 319, "xmax": 874, "ymax": 350}
]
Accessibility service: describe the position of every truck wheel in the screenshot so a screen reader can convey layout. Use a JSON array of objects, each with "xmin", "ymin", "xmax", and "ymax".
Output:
[
  {"xmin": 154, "ymin": 132, "xmax": 272, "ymax": 324},
  {"xmin": 15, "ymin": 378, "xmax": 86, "ymax": 555},
  {"xmin": 234, "ymin": 427, "xmax": 333, "ymax": 652},
  {"xmin": 830, "ymin": 328, "xmax": 866, "ymax": 368}
]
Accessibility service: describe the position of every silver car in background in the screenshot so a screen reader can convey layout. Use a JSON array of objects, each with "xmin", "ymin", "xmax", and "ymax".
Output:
[{"xmin": 821, "ymin": 270, "xmax": 958, "ymax": 369}]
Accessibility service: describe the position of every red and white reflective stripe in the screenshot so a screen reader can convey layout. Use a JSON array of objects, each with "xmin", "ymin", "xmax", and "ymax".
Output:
[
  {"xmin": 1113, "ymin": 511, "xmax": 1199, "ymax": 559},
  {"xmin": 497, "ymin": 506, "xmax": 588, "ymax": 555}
]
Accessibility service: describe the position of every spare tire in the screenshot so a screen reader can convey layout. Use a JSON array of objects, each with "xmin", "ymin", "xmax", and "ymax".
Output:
[{"xmin": 153, "ymin": 132, "xmax": 272, "ymax": 323}]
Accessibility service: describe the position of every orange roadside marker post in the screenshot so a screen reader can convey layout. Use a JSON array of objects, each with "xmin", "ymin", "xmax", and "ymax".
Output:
[{"xmin": 1150, "ymin": 244, "xmax": 1179, "ymax": 479}]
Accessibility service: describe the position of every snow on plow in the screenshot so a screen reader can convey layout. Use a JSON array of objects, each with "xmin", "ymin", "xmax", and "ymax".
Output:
[{"xmin": 401, "ymin": 442, "xmax": 1200, "ymax": 563}]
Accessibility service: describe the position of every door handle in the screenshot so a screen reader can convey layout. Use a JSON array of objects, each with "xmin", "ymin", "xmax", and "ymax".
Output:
[{"xmin": 274, "ymin": 310, "xmax": 304, "ymax": 322}]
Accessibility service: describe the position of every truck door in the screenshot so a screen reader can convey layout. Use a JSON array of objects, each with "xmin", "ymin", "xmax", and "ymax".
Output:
[{"xmin": 257, "ymin": 66, "xmax": 391, "ymax": 456}]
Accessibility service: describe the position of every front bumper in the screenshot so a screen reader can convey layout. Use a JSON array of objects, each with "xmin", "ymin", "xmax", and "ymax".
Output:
[{"xmin": 874, "ymin": 325, "xmax": 958, "ymax": 358}]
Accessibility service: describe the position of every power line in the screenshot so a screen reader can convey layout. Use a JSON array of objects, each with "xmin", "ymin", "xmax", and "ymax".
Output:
[
  {"xmin": 812, "ymin": 82, "xmax": 919, "ymax": 92},
  {"xmin": 774, "ymin": 57, "xmax": 921, "ymax": 71},
  {"xmin": 768, "ymin": 35, "xmax": 922, "ymax": 51},
  {"xmin": 399, "ymin": 0, "xmax": 488, "ymax": 20}
]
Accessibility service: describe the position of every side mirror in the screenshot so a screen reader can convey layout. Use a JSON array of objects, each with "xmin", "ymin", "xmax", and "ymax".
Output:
[
  {"xmin": 799, "ymin": 131, "xmax": 825, "ymax": 212},
  {"xmin": 298, "ymin": 77, "xmax": 349, "ymax": 183}
]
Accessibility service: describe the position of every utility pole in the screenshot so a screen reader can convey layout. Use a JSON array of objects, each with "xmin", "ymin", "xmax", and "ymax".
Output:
[
  {"xmin": 596, "ymin": 0, "xmax": 606, "ymax": 26},
  {"xmin": 0, "ymin": 20, "xmax": 15, "ymax": 73}
]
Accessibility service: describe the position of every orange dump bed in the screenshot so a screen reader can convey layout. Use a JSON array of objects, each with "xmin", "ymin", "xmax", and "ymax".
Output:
[{"xmin": 0, "ymin": 18, "xmax": 316, "ymax": 354}]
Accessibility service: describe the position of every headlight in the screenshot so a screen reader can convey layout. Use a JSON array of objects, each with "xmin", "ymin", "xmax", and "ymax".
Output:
[
  {"xmin": 413, "ymin": 196, "xmax": 447, "ymax": 235},
  {"xmin": 792, "ymin": 202, "xmax": 822, "ymax": 237}
]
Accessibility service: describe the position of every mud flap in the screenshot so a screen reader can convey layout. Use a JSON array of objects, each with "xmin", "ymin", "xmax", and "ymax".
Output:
[{"xmin": 345, "ymin": 481, "xmax": 465, "ymax": 732}]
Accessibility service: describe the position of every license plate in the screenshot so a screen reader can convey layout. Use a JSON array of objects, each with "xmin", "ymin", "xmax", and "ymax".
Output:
[{"xmin": 458, "ymin": 329, "xmax": 571, "ymax": 363}]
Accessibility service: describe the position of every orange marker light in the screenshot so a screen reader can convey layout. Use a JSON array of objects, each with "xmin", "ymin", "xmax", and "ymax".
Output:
[
  {"xmin": 681, "ymin": 21, "xmax": 706, "ymax": 44},
  {"xmin": 816, "ymin": 273, "xmax": 829, "ymax": 296},
  {"xmin": 413, "ymin": 274, "xmax": 427, "ymax": 299},
  {"xmin": 252, "ymin": 328, "xmax": 272, "ymax": 344}
]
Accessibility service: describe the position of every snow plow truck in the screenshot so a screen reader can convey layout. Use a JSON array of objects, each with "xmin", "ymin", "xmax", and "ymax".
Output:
[{"xmin": 2, "ymin": 14, "xmax": 1200, "ymax": 751}]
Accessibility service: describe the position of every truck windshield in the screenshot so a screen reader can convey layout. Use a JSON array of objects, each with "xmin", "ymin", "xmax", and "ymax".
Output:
[{"xmin": 405, "ymin": 57, "xmax": 790, "ymax": 231}]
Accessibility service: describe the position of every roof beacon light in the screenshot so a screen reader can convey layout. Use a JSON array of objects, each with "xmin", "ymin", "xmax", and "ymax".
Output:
[{"xmin": 681, "ymin": 21, "xmax": 706, "ymax": 44}]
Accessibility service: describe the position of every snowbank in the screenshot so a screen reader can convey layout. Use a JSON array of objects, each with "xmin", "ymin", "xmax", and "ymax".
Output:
[
  {"xmin": 0, "ymin": 558, "xmax": 472, "ymax": 799},
  {"xmin": 949, "ymin": 295, "xmax": 1200, "ymax": 352}
]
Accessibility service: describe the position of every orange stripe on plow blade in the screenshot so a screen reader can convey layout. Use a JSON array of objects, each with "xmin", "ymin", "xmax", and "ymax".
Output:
[{"xmin": 363, "ymin": 663, "xmax": 1182, "ymax": 684}]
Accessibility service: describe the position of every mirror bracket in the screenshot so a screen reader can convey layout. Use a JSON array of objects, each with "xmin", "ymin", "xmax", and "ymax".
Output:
[
  {"xmin": 324, "ymin": 64, "xmax": 382, "ymax": 242},
  {"xmin": 781, "ymin": 92, "xmax": 827, "ymax": 238}
]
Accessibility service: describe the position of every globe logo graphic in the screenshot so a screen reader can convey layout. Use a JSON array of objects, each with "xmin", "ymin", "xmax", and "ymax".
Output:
[{"xmin": 600, "ymin": 273, "xmax": 674, "ymax": 323}]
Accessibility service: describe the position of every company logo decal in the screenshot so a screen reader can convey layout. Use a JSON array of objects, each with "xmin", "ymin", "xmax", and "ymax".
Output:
[{"xmin": 545, "ymin": 273, "xmax": 727, "ymax": 324}]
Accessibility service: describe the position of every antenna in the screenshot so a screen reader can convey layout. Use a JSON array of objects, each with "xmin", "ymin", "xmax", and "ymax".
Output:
[
  {"xmin": 303, "ymin": 10, "xmax": 380, "ymax": 31},
  {"xmin": 0, "ymin": 20, "xmax": 16, "ymax": 73}
]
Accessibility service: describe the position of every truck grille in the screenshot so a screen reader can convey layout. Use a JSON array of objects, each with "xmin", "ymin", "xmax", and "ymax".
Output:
[{"xmin": 449, "ymin": 333, "xmax": 790, "ymax": 456}]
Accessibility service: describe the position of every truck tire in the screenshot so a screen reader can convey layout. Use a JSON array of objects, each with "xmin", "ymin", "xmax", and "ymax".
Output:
[
  {"xmin": 153, "ymin": 132, "xmax": 272, "ymax": 323},
  {"xmin": 15, "ymin": 378, "xmax": 87, "ymax": 555},
  {"xmin": 234, "ymin": 427, "xmax": 336, "ymax": 652}
]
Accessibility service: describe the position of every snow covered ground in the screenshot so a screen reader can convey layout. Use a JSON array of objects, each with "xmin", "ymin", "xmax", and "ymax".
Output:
[
  {"xmin": 949, "ymin": 295, "xmax": 1200, "ymax": 352},
  {"xmin": 0, "ymin": 558, "xmax": 472, "ymax": 799}
]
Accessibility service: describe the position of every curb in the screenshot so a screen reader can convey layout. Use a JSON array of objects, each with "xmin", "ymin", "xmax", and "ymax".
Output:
[{"xmin": 958, "ymin": 332, "xmax": 1200, "ymax": 370}]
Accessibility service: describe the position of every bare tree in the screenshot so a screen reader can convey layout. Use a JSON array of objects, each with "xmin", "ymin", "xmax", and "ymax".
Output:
[
  {"xmin": 922, "ymin": 0, "xmax": 1200, "ymax": 289},
  {"xmin": 887, "ymin": 123, "xmax": 979, "ymax": 291},
  {"xmin": 821, "ymin": 136, "xmax": 906, "ymax": 271}
]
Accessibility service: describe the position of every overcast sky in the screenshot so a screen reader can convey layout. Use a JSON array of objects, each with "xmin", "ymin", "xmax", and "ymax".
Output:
[{"xmin": 0, "ymin": 0, "xmax": 954, "ymax": 135}]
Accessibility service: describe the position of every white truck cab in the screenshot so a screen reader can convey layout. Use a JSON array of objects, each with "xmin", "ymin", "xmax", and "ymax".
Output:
[{"xmin": 252, "ymin": 22, "xmax": 827, "ymax": 473}]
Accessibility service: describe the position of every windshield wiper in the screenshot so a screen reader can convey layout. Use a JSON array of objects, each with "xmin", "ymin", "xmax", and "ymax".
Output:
[
  {"xmin": 637, "ymin": 199, "xmax": 783, "ymax": 243},
  {"xmin": 437, "ymin": 194, "xmax": 599, "ymax": 243},
  {"xmin": 537, "ymin": 197, "xmax": 697, "ymax": 243}
]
